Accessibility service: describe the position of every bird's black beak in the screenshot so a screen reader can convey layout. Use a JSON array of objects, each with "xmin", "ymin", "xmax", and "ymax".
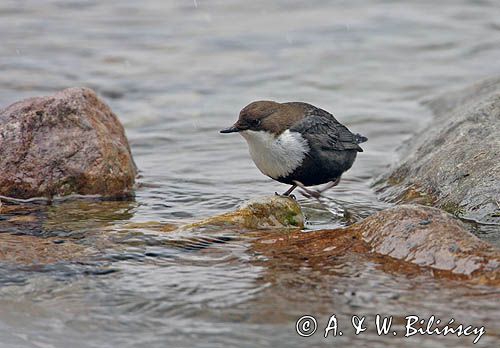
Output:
[{"xmin": 220, "ymin": 125, "xmax": 240, "ymax": 133}]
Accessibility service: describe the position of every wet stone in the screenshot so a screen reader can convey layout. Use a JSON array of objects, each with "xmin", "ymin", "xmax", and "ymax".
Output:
[
  {"xmin": 0, "ymin": 233, "xmax": 90, "ymax": 265},
  {"xmin": 375, "ymin": 77, "xmax": 500, "ymax": 226},
  {"xmin": 252, "ymin": 205, "xmax": 500, "ymax": 286},
  {"xmin": 184, "ymin": 195, "xmax": 304, "ymax": 230},
  {"xmin": 0, "ymin": 87, "xmax": 137, "ymax": 199}
]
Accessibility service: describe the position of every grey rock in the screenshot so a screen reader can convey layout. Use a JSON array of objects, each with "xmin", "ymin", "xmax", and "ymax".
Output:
[{"xmin": 375, "ymin": 77, "xmax": 500, "ymax": 225}]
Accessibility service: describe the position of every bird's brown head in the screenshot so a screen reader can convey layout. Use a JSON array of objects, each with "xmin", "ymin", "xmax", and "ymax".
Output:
[{"xmin": 220, "ymin": 100, "xmax": 305, "ymax": 135}]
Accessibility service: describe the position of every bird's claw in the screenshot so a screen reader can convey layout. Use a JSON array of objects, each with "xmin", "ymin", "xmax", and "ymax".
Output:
[{"xmin": 275, "ymin": 191, "xmax": 296, "ymax": 200}]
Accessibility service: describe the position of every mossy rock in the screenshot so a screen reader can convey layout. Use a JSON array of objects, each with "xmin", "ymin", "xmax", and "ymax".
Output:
[{"xmin": 185, "ymin": 195, "xmax": 304, "ymax": 230}]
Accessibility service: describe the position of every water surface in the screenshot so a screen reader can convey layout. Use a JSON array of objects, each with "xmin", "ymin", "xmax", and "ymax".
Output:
[{"xmin": 1, "ymin": 1, "xmax": 500, "ymax": 347}]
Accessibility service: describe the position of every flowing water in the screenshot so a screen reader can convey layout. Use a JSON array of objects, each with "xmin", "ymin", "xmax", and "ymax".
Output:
[{"xmin": 1, "ymin": 1, "xmax": 500, "ymax": 347}]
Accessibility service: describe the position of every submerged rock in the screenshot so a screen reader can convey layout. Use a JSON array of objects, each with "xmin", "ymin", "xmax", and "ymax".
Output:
[
  {"xmin": 2, "ymin": 195, "xmax": 499, "ymax": 286},
  {"xmin": 185, "ymin": 195, "xmax": 304, "ymax": 230},
  {"xmin": 252, "ymin": 205, "xmax": 500, "ymax": 285},
  {"xmin": 0, "ymin": 87, "xmax": 137, "ymax": 199},
  {"xmin": 375, "ymin": 77, "xmax": 500, "ymax": 225},
  {"xmin": 0, "ymin": 233, "xmax": 89, "ymax": 265},
  {"xmin": 0, "ymin": 196, "xmax": 302, "ymax": 265}
]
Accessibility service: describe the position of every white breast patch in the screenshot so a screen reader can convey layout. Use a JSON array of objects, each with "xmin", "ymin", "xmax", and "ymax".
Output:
[{"xmin": 240, "ymin": 129, "xmax": 309, "ymax": 179}]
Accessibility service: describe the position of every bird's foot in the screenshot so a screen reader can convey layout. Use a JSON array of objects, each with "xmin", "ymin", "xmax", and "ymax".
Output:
[
  {"xmin": 293, "ymin": 181, "xmax": 323, "ymax": 200},
  {"xmin": 294, "ymin": 177, "xmax": 340, "ymax": 203},
  {"xmin": 293, "ymin": 179, "xmax": 341, "ymax": 201},
  {"xmin": 274, "ymin": 191, "xmax": 296, "ymax": 200}
]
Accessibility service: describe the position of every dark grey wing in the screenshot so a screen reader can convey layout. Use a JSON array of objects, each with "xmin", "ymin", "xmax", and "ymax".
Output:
[{"xmin": 289, "ymin": 107, "xmax": 365, "ymax": 152}]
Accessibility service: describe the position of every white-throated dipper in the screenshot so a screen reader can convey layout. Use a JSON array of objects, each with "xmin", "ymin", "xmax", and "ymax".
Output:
[{"xmin": 220, "ymin": 101, "xmax": 367, "ymax": 198}]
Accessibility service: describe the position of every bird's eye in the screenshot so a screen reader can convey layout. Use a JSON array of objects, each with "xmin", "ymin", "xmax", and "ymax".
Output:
[{"xmin": 251, "ymin": 119, "xmax": 261, "ymax": 127}]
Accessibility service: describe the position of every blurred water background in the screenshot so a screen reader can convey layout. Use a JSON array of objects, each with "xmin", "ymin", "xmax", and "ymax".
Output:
[{"xmin": 1, "ymin": 1, "xmax": 500, "ymax": 347}]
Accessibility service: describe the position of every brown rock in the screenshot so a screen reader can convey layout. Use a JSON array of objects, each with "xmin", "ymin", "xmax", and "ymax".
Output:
[
  {"xmin": 0, "ymin": 233, "xmax": 89, "ymax": 265},
  {"xmin": 352, "ymin": 205, "xmax": 500, "ymax": 279},
  {"xmin": 252, "ymin": 205, "xmax": 500, "ymax": 285},
  {"xmin": 0, "ymin": 87, "xmax": 137, "ymax": 199}
]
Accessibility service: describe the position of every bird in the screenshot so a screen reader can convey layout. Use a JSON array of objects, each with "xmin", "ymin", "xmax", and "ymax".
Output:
[{"xmin": 220, "ymin": 101, "xmax": 367, "ymax": 198}]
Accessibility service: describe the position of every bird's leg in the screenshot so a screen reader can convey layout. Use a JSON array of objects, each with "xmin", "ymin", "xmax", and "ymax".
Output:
[
  {"xmin": 283, "ymin": 184, "xmax": 297, "ymax": 196},
  {"xmin": 275, "ymin": 184, "xmax": 297, "ymax": 199},
  {"xmin": 293, "ymin": 177, "xmax": 341, "ymax": 200}
]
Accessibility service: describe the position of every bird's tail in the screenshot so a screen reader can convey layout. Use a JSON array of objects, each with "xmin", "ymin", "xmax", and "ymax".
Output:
[{"xmin": 354, "ymin": 133, "xmax": 368, "ymax": 144}]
